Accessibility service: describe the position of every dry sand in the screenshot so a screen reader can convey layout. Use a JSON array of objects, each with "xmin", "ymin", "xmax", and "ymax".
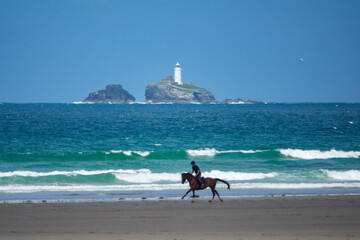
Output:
[{"xmin": 1, "ymin": 195, "xmax": 359, "ymax": 240}]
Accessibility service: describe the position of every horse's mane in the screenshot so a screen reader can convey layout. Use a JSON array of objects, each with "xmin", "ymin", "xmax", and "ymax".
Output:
[{"xmin": 181, "ymin": 172, "xmax": 194, "ymax": 179}]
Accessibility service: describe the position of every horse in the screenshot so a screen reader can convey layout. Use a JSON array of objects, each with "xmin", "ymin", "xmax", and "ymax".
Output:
[{"xmin": 181, "ymin": 172, "xmax": 230, "ymax": 202}]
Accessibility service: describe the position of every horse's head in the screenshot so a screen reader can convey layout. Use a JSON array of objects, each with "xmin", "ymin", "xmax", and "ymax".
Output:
[{"xmin": 181, "ymin": 172, "xmax": 190, "ymax": 184}]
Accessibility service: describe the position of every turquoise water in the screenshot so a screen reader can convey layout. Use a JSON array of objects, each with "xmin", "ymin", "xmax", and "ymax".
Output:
[{"xmin": 0, "ymin": 103, "xmax": 360, "ymax": 202}]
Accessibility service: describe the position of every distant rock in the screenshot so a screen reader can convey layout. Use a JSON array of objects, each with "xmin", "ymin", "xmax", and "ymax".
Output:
[
  {"xmin": 222, "ymin": 98, "xmax": 266, "ymax": 104},
  {"xmin": 83, "ymin": 84, "xmax": 135, "ymax": 103},
  {"xmin": 145, "ymin": 75, "xmax": 217, "ymax": 104}
]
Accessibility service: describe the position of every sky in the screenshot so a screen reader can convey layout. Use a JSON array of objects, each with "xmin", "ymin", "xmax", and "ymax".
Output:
[{"xmin": 0, "ymin": 0, "xmax": 359, "ymax": 103}]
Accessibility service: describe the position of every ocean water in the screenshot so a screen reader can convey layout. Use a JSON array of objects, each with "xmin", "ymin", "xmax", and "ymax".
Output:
[{"xmin": 0, "ymin": 103, "xmax": 359, "ymax": 202}]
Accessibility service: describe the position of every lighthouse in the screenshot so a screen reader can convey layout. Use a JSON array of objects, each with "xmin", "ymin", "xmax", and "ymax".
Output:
[{"xmin": 174, "ymin": 62, "xmax": 182, "ymax": 85}]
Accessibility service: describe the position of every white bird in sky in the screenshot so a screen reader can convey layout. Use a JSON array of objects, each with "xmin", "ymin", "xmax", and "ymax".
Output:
[{"xmin": 298, "ymin": 58, "xmax": 304, "ymax": 62}]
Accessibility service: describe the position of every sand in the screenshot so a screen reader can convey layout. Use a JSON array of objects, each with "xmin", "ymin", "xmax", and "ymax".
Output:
[{"xmin": 0, "ymin": 195, "xmax": 359, "ymax": 240}]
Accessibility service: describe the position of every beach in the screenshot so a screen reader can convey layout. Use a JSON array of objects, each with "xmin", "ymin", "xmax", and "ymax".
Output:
[{"xmin": 1, "ymin": 195, "xmax": 359, "ymax": 240}]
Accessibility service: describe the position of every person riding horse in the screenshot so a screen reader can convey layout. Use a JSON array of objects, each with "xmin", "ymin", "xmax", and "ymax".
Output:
[
  {"xmin": 191, "ymin": 161, "xmax": 202, "ymax": 188},
  {"xmin": 181, "ymin": 172, "xmax": 230, "ymax": 201},
  {"xmin": 182, "ymin": 161, "xmax": 230, "ymax": 201}
]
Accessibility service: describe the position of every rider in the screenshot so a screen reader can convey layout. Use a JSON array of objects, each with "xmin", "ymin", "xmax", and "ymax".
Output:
[{"xmin": 191, "ymin": 161, "xmax": 202, "ymax": 188}]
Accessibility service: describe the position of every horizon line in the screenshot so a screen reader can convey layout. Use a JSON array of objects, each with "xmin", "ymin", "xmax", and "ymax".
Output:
[{"xmin": 1, "ymin": 102, "xmax": 360, "ymax": 105}]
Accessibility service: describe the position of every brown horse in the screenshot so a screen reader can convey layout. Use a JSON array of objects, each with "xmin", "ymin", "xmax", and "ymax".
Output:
[{"xmin": 181, "ymin": 172, "xmax": 230, "ymax": 202}]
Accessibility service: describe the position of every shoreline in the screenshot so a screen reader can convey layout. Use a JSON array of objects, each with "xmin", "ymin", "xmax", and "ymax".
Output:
[
  {"xmin": 1, "ymin": 195, "xmax": 360, "ymax": 240},
  {"xmin": 2, "ymin": 190, "xmax": 360, "ymax": 204}
]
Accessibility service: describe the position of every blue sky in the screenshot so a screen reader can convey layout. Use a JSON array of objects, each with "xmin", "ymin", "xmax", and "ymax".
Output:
[{"xmin": 0, "ymin": 0, "xmax": 359, "ymax": 103}]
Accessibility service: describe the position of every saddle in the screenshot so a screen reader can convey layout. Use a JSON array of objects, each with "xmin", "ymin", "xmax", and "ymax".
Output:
[{"xmin": 200, "ymin": 177, "xmax": 207, "ymax": 184}]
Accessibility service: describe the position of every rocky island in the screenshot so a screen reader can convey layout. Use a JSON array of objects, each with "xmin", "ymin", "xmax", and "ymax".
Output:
[
  {"xmin": 82, "ymin": 84, "xmax": 135, "ymax": 103},
  {"xmin": 145, "ymin": 62, "xmax": 216, "ymax": 104},
  {"xmin": 145, "ymin": 75, "xmax": 217, "ymax": 104},
  {"xmin": 79, "ymin": 63, "xmax": 266, "ymax": 105}
]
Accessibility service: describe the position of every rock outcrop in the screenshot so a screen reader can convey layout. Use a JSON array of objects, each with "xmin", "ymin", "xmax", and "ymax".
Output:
[
  {"xmin": 145, "ymin": 75, "xmax": 217, "ymax": 103},
  {"xmin": 83, "ymin": 84, "xmax": 135, "ymax": 103},
  {"xmin": 222, "ymin": 98, "xmax": 265, "ymax": 104}
]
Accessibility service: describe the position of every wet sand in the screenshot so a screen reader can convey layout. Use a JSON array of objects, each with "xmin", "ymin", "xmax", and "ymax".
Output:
[{"xmin": 1, "ymin": 195, "xmax": 359, "ymax": 240}]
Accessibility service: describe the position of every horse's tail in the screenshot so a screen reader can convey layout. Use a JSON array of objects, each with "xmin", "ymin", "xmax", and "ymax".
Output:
[{"xmin": 215, "ymin": 178, "xmax": 230, "ymax": 189}]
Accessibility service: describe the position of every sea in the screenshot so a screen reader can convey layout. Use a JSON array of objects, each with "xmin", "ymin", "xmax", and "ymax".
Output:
[{"xmin": 0, "ymin": 103, "xmax": 359, "ymax": 203}]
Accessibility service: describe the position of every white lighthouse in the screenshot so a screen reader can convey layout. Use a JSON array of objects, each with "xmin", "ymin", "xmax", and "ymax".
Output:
[{"xmin": 174, "ymin": 62, "xmax": 182, "ymax": 85}]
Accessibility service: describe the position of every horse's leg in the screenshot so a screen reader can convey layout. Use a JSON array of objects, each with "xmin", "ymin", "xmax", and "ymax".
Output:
[
  {"xmin": 215, "ymin": 189, "xmax": 223, "ymax": 202},
  {"xmin": 192, "ymin": 190, "xmax": 196, "ymax": 197},
  {"xmin": 210, "ymin": 187, "xmax": 215, "ymax": 199},
  {"xmin": 182, "ymin": 189, "xmax": 192, "ymax": 199}
]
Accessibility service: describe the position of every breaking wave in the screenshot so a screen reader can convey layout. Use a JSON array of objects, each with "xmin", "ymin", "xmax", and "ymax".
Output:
[
  {"xmin": 105, "ymin": 150, "xmax": 152, "ymax": 157},
  {"xmin": 1, "ymin": 168, "xmax": 360, "ymax": 194},
  {"xmin": 0, "ymin": 183, "xmax": 187, "ymax": 193},
  {"xmin": 0, "ymin": 169, "xmax": 278, "ymax": 183},
  {"xmin": 0, "ymin": 169, "xmax": 151, "ymax": 178},
  {"xmin": 186, "ymin": 148, "xmax": 263, "ymax": 157},
  {"xmin": 278, "ymin": 149, "xmax": 360, "ymax": 159},
  {"xmin": 322, "ymin": 169, "xmax": 360, "ymax": 181},
  {"xmin": 4, "ymin": 148, "xmax": 359, "ymax": 163},
  {"xmin": 205, "ymin": 170, "xmax": 278, "ymax": 181},
  {"xmin": 114, "ymin": 170, "xmax": 179, "ymax": 183}
]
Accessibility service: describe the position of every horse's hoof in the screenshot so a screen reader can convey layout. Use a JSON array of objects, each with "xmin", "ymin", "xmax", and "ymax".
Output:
[{"xmin": 220, "ymin": 199, "xmax": 223, "ymax": 202}]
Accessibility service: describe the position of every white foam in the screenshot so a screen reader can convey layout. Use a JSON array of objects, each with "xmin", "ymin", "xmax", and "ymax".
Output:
[
  {"xmin": 204, "ymin": 170, "xmax": 278, "ymax": 181},
  {"xmin": 107, "ymin": 150, "xmax": 152, "ymax": 157},
  {"xmin": 186, "ymin": 148, "xmax": 263, "ymax": 156},
  {"xmin": 149, "ymin": 102, "xmax": 174, "ymax": 104},
  {"xmin": 187, "ymin": 148, "xmax": 217, "ymax": 156},
  {"xmin": 230, "ymin": 182, "xmax": 360, "ymax": 189},
  {"xmin": 0, "ymin": 183, "xmax": 188, "ymax": 193},
  {"xmin": 231, "ymin": 150, "xmax": 263, "ymax": 154},
  {"xmin": 115, "ymin": 170, "xmax": 278, "ymax": 183},
  {"xmin": 133, "ymin": 151, "xmax": 152, "ymax": 157},
  {"xmin": 229, "ymin": 101, "xmax": 246, "ymax": 104},
  {"xmin": 0, "ymin": 169, "xmax": 278, "ymax": 183},
  {"xmin": 122, "ymin": 151, "xmax": 132, "ymax": 156},
  {"xmin": 132, "ymin": 102, "xmax": 147, "ymax": 104},
  {"xmin": 279, "ymin": 149, "xmax": 360, "ymax": 159},
  {"xmin": 1, "ymin": 182, "xmax": 360, "ymax": 194},
  {"xmin": 322, "ymin": 169, "xmax": 360, "ymax": 181},
  {"xmin": 114, "ymin": 171, "xmax": 180, "ymax": 183},
  {"xmin": 71, "ymin": 101, "xmax": 94, "ymax": 104},
  {"xmin": 0, "ymin": 169, "xmax": 150, "ymax": 178}
]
